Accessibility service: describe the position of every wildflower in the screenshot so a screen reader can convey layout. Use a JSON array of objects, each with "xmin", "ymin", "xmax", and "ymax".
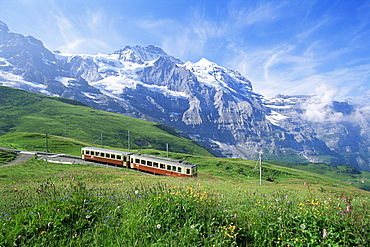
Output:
[
  {"xmin": 304, "ymin": 182, "xmax": 307, "ymax": 186},
  {"xmin": 18, "ymin": 235, "xmax": 22, "ymax": 239},
  {"xmin": 233, "ymin": 213, "xmax": 237, "ymax": 218},
  {"xmin": 156, "ymin": 224, "xmax": 161, "ymax": 229},
  {"xmin": 300, "ymin": 224, "xmax": 306, "ymax": 229},
  {"xmin": 323, "ymin": 229, "xmax": 328, "ymax": 239},
  {"xmin": 190, "ymin": 225, "xmax": 195, "ymax": 229},
  {"xmin": 48, "ymin": 222, "xmax": 52, "ymax": 227},
  {"xmin": 346, "ymin": 205, "xmax": 351, "ymax": 212},
  {"xmin": 134, "ymin": 190, "xmax": 139, "ymax": 194}
]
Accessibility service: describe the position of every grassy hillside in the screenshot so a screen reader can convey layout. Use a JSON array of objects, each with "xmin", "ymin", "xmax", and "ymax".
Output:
[
  {"xmin": 0, "ymin": 86, "xmax": 212, "ymax": 156},
  {"xmin": 268, "ymin": 160, "xmax": 370, "ymax": 191},
  {"xmin": 0, "ymin": 149, "xmax": 16, "ymax": 165}
]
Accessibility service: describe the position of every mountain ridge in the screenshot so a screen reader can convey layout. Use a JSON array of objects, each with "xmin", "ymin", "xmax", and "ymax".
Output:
[{"xmin": 1, "ymin": 20, "xmax": 370, "ymax": 171}]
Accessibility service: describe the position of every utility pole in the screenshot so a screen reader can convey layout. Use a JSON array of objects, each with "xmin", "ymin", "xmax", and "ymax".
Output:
[
  {"xmin": 259, "ymin": 152, "xmax": 262, "ymax": 185},
  {"xmin": 45, "ymin": 133, "xmax": 49, "ymax": 153},
  {"xmin": 166, "ymin": 143, "xmax": 169, "ymax": 158},
  {"xmin": 128, "ymin": 130, "xmax": 130, "ymax": 152},
  {"xmin": 101, "ymin": 133, "xmax": 103, "ymax": 148},
  {"xmin": 254, "ymin": 151, "xmax": 263, "ymax": 185}
]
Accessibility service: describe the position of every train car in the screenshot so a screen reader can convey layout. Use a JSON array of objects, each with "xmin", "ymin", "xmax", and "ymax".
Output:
[
  {"xmin": 81, "ymin": 147, "xmax": 198, "ymax": 178},
  {"xmin": 81, "ymin": 147, "xmax": 132, "ymax": 167},
  {"xmin": 129, "ymin": 153, "xmax": 198, "ymax": 178}
]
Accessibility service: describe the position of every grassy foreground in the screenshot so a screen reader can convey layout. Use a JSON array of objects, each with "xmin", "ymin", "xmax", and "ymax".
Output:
[{"xmin": 1, "ymin": 157, "xmax": 369, "ymax": 246}]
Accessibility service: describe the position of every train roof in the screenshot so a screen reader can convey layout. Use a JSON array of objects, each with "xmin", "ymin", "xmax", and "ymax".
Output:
[
  {"xmin": 82, "ymin": 147, "xmax": 133, "ymax": 156},
  {"xmin": 130, "ymin": 153, "xmax": 197, "ymax": 168}
]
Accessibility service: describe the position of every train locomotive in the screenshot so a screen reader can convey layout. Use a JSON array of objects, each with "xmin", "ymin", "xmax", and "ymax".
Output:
[{"xmin": 81, "ymin": 147, "xmax": 198, "ymax": 178}]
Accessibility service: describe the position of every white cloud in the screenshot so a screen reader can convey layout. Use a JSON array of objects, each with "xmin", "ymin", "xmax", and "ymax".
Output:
[
  {"xmin": 301, "ymin": 84, "xmax": 344, "ymax": 122},
  {"xmin": 135, "ymin": 0, "xmax": 286, "ymax": 63},
  {"xmin": 227, "ymin": 0, "xmax": 285, "ymax": 27}
]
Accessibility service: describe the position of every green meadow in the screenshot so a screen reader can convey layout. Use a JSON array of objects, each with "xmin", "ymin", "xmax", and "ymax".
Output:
[{"xmin": 1, "ymin": 147, "xmax": 369, "ymax": 246}]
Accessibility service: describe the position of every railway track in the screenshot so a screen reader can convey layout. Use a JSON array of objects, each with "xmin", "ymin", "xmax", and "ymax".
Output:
[{"xmin": 0, "ymin": 147, "xmax": 124, "ymax": 169}]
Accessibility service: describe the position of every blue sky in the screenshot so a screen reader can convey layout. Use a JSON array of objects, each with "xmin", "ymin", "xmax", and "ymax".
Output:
[{"xmin": 1, "ymin": 0, "xmax": 370, "ymax": 99}]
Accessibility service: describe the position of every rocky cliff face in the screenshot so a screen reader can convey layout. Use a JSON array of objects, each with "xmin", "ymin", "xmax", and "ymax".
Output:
[{"xmin": 1, "ymin": 20, "xmax": 370, "ymax": 171}]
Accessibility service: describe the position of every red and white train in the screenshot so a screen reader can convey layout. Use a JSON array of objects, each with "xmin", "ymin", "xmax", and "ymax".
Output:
[{"xmin": 81, "ymin": 147, "xmax": 198, "ymax": 178}]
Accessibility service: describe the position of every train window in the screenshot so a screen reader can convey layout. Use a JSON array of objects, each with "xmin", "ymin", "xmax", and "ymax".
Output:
[
  {"xmin": 96, "ymin": 152, "xmax": 100, "ymax": 156},
  {"xmin": 91, "ymin": 151, "xmax": 95, "ymax": 156},
  {"xmin": 147, "ymin": 161, "xmax": 152, "ymax": 166},
  {"xmin": 160, "ymin": 164, "xmax": 165, "ymax": 169},
  {"xmin": 141, "ymin": 159, "xmax": 146, "ymax": 165},
  {"xmin": 111, "ymin": 154, "xmax": 116, "ymax": 159},
  {"xmin": 106, "ymin": 153, "xmax": 110, "ymax": 158},
  {"xmin": 153, "ymin": 162, "xmax": 158, "ymax": 168},
  {"xmin": 86, "ymin": 150, "xmax": 90, "ymax": 155},
  {"xmin": 117, "ymin": 155, "xmax": 121, "ymax": 160},
  {"xmin": 100, "ymin": 153, "xmax": 105, "ymax": 157},
  {"xmin": 167, "ymin": 165, "xmax": 171, "ymax": 171},
  {"xmin": 186, "ymin": 169, "xmax": 190, "ymax": 175},
  {"xmin": 172, "ymin": 166, "xmax": 176, "ymax": 172},
  {"xmin": 135, "ymin": 158, "xmax": 140, "ymax": 163},
  {"xmin": 178, "ymin": 167, "xmax": 182, "ymax": 173}
]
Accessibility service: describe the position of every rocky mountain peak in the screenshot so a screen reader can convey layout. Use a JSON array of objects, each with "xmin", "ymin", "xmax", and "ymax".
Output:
[{"xmin": 113, "ymin": 45, "xmax": 183, "ymax": 64}]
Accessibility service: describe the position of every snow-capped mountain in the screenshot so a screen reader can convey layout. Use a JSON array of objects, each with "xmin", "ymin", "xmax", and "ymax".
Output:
[{"xmin": 1, "ymin": 20, "xmax": 370, "ymax": 171}]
